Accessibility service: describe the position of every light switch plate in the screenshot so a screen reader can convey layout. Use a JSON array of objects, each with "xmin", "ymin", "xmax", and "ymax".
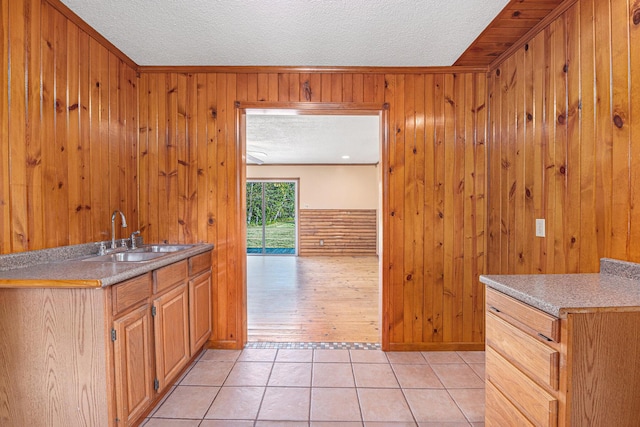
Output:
[{"xmin": 535, "ymin": 219, "xmax": 546, "ymax": 237}]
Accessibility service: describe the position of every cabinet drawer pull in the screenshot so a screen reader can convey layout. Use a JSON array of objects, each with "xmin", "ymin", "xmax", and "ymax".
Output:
[
  {"xmin": 489, "ymin": 305, "xmax": 501, "ymax": 313},
  {"xmin": 538, "ymin": 333, "xmax": 553, "ymax": 342}
]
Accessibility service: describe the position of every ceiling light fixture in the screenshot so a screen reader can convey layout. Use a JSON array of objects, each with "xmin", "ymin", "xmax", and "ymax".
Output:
[{"xmin": 341, "ymin": 155, "xmax": 350, "ymax": 160}]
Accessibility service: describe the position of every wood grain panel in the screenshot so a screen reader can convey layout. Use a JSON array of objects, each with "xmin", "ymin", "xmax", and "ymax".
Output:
[
  {"xmin": 487, "ymin": 0, "xmax": 640, "ymax": 273},
  {"xmin": 299, "ymin": 209, "xmax": 377, "ymax": 256},
  {"xmin": 140, "ymin": 70, "xmax": 486, "ymax": 350},
  {"xmin": 1, "ymin": 0, "xmax": 138, "ymax": 253},
  {"xmin": 0, "ymin": 287, "xmax": 110, "ymax": 425},
  {"xmin": 455, "ymin": 0, "xmax": 569, "ymax": 66},
  {"xmin": 3, "ymin": 0, "xmax": 488, "ymax": 351}
]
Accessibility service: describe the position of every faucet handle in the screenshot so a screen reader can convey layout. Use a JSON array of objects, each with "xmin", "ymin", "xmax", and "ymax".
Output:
[
  {"xmin": 130, "ymin": 230, "xmax": 141, "ymax": 249},
  {"xmin": 96, "ymin": 242, "xmax": 107, "ymax": 256}
]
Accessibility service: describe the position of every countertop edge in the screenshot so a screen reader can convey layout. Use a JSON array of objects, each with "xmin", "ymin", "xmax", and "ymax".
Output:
[
  {"xmin": 0, "ymin": 278, "xmax": 103, "ymax": 289},
  {"xmin": 479, "ymin": 274, "xmax": 564, "ymax": 317},
  {"xmin": 0, "ymin": 243, "xmax": 214, "ymax": 289}
]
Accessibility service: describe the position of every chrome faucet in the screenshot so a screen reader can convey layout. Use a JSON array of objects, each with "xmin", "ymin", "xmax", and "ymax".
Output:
[{"xmin": 111, "ymin": 210, "xmax": 128, "ymax": 249}]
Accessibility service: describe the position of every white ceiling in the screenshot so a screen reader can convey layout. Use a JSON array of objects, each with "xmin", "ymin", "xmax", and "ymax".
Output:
[
  {"xmin": 60, "ymin": 0, "xmax": 510, "ymax": 164},
  {"xmin": 60, "ymin": 0, "xmax": 510, "ymax": 67},
  {"xmin": 246, "ymin": 114, "xmax": 380, "ymax": 164}
]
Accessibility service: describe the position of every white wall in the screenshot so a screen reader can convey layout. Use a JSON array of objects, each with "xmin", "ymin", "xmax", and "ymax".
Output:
[{"xmin": 247, "ymin": 165, "xmax": 378, "ymax": 209}]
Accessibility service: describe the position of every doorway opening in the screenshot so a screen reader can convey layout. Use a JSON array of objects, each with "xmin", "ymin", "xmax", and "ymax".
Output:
[
  {"xmin": 236, "ymin": 102, "xmax": 390, "ymax": 346},
  {"xmin": 246, "ymin": 180, "xmax": 298, "ymax": 255}
]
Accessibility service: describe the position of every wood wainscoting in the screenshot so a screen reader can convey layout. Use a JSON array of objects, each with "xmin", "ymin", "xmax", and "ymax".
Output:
[{"xmin": 299, "ymin": 209, "xmax": 377, "ymax": 256}]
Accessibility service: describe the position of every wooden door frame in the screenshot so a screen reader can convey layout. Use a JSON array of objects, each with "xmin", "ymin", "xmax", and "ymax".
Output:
[{"xmin": 235, "ymin": 102, "xmax": 391, "ymax": 350}]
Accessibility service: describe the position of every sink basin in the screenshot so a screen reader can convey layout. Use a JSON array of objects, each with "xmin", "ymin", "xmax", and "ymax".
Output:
[
  {"xmin": 134, "ymin": 244, "xmax": 194, "ymax": 253},
  {"xmin": 83, "ymin": 251, "xmax": 167, "ymax": 263}
]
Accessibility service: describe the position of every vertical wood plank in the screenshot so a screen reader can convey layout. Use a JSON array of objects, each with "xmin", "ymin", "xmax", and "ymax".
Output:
[
  {"xmin": 321, "ymin": 74, "xmax": 332, "ymax": 102},
  {"xmin": 215, "ymin": 73, "xmax": 229, "ymax": 341},
  {"xmin": 412, "ymin": 73, "xmax": 425, "ymax": 343},
  {"xmin": 523, "ymin": 40, "xmax": 536, "ymax": 274},
  {"xmin": 473, "ymin": 73, "xmax": 487, "ymax": 341},
  {"xmin": 331, "ymin": 73, "xmax": 342, "ymax": 102},
  {"xmin": 565, "ymin": 4, "xmax": 582, "ymax": 273},
  {"xmin": 41, "ymin": 2, "xmax": 58, "ymax": 248},
  {"xmin": 487, "ymin": 69, "xmax": 501, "ymax": 274},
  {"xmin": 610, "ymin": 0, "xmax": 631, "ymax": 260},
  {"xmin": 176, "ymin": 73, "xmax": 188, "ymax": 243},
  {"xmin": 629, "ymin": 0, "xmax": 640, "ymax": 262},
  {"xmin": 451, "ymin": 73, "xmax": 465, "ymax": 342},
  {"xmin": 402, "ymin": 73, "xmax": 417, "ymax": 342},
  {"xmin": 196, "ymin": 73, "xmax": 208, "ymax": 243},
  {"xmin": 138, "ymin": 73, "xmax": 150, "ymax": 239},
  {"xmin": 594, "ymin": 0, "xmax": 613, "ymax": 261},
  {"xmin": 246, "ymin": 73, "xmax": 258, "ymax": 102},
  {"xmin": 278, "ymin": 73, "xmax": 290, "ymax": 102},
  {"xmin": 432, "ymin": 73, "xmax": 445, "ymax": 342},
  {"xmin": 24, "ymin": 0, "xmax": 43, "ymax": 250},
  {"xmin": 462, "ymin": 73, "xmax": 475, "ymax": 342},
  {"xmin": 0, "ymin": 0, "xmax": 10, "ymax": 253},
  {"xmin": 552, "ymin": 17, "xmax": 568, "ymax": 274},
  {"xmin": 542, "ymin": 27, "xmax": 556, "ymax": 273},
  {"xmin": 67, "ymin": 21, "xmax": 81, "ymax": 244},
  {"xmin": 352, "ymin": 73, "xmax": 364, "ymax": 103},
  {"xmin": 422, "ymin": 74, "xmax": 435, "ymax": 342},
  {"xmin": 578, "ymin": 0, "xmax": 598, "ymax": 271},
  {"xmin": 513, "ymin": 48, "xmax": 526, "ymax": 274},
  {"xmin": 256, "ymin": 73, "xmax": 268, "ymax": 102},
  {"xmin": 8, "ymin": 0, "xmax": 27, "ymax": 251},
  {"xmin": 531, "ymin": 32, "xmax": 547, "ymax": 273}
]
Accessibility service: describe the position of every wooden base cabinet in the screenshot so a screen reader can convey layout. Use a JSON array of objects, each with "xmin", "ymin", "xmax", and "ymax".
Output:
[
  {"xmin": 0, "ymin": 249, "xmax": 213, "ymax": 427},
  {"xmin": 153, "ymin": 283, "xmax": 190, "ymax": 393},
  {"xmin": 113, "ymin": 304, "xmax": 154, "ymax": 425},
  {"xmin": 189, "ymin": 270, "xmax": 212, "ymax": 354},
  {"xmin": 485, "ymin": 288, "xmax": 640, "ymax": 427}
]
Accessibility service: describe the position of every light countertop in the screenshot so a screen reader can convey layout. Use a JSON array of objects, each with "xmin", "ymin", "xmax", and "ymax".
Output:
[
  {"xmin": 0, "ymin": 242, "xmax": 214, "ymax": 288},
  {"xmin": 480, "ymin": 258, "xmax": 640, "ymax": 317}
]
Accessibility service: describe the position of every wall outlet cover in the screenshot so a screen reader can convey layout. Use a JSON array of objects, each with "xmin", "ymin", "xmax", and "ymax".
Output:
[{"xmin": 535, "ymin": 219, "xmax": 546, "ymax": 237}]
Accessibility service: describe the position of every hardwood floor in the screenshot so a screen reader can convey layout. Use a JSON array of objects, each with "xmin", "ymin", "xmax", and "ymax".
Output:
[{"xmin": 247, "ymin": 256, "xmax": 380, "ymax": 343}]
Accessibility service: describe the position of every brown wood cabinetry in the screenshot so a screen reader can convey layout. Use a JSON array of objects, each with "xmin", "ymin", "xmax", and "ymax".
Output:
[
  {"xmin": 153, "ymin": 283, "xmax": 190, "ymax": 392},
  {"xmin": 110, "ymin": 252, "xmax": 213, "ymax": 425},
  {"xmin": 485, "ymin": 287, "xmax": 640, "ymax": 427},
  {"xmin": 0, "ymin": 249, "xmax": 213, "ymax": 427},
  {"xmin": 113, "ymin": 303, "xmax": 154, "ymax": 425},
  {"xmin": 189, "ymin": 270, "xmax": 213, "ymax": 354}
]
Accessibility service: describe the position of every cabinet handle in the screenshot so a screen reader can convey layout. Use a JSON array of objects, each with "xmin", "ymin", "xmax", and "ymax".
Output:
[
  {"xmin": 538, "ymin": 333, "xmax": 553, "ymax": 342},
  {"xmin": 489, "ymin": 306, "xmax": 501, "ymax": 313}
]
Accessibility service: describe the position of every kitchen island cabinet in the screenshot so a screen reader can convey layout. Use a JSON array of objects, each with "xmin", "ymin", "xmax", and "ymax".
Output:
[
  {"xmin": 0, "ymin": 244, "xmax": 213, "ymax": 427},
  {"xmin": 481, "ymin": 258, "xmax": 640, "ymax": 427}
]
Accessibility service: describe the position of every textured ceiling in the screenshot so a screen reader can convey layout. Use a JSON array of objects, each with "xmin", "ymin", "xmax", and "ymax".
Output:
[
  {"xmin": 246, "ymin": 114, "xmax": 380, "ymax": 165},
  {"xmin": 60, "ymin": 0, "xmax": 510, "ymax": 67}
]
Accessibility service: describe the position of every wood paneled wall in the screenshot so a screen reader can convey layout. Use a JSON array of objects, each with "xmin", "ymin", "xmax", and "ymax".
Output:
[
  {"xmin": 486, "ymin": 0, "xmax": 640, "ymax": 275},
  {"xmin": 0, "ymin": 0, "xmax": 138, "ymax": 254},
  {"xmin": 138, "ymin": 71, "xmax": 487, "ymax": 350},
  {"xmin": 299, "ymin": 209, "xmax": 377, "ymax": 256}
]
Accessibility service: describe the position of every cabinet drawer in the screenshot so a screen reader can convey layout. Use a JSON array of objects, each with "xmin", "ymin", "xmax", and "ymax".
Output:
[
  {"xmin": 486, "ymin": 380, "xmax": 534, "ymax": 427},
  {"xmin": 189, "ymin": 251, "xmax": 211, "ymax": 277},
  {"xmin": 486, "ymin": 347, "xmax": 558, "ymax": 427},
  {"xmin": 487, "ymin": 312, "xmax": 559, "ymax": 390},
  {"xmin": 486, "ymin": 288, "xmax": 560, "ymax": 342},
  {"xmin": 154, "ymin": 260, "xmax": 188, "ymax": 294},
  {"xmin": 112, "ymin": 273, "xmax": 152, "ymax": 316}
]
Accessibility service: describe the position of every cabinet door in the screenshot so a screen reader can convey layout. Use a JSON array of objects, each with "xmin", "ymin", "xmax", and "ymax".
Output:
[
  {"xmin": 189, "ymin": 270, "xmax": 212, "ymax": 354},
  {"xmin": 153, "ymin": 283, "xmax": 190, "ymax": 392},
  {"xmin": 113, "ymin": 304, "xmax": 154, "ymax": 426}
]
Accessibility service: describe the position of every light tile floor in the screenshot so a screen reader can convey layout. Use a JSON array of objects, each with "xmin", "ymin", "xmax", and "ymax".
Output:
[{"xmin": 142, "ymin": 348, "xmax": 485, "ymax": 427}]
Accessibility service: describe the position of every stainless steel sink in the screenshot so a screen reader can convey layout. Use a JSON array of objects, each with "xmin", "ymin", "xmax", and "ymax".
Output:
[
  {"xmin": 133, "ymin": 244, "xmax": 195, "ymax": 253},
  {"xmin": 83, "ymin": 251, "xmax": 167, "ymax": 262}
]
